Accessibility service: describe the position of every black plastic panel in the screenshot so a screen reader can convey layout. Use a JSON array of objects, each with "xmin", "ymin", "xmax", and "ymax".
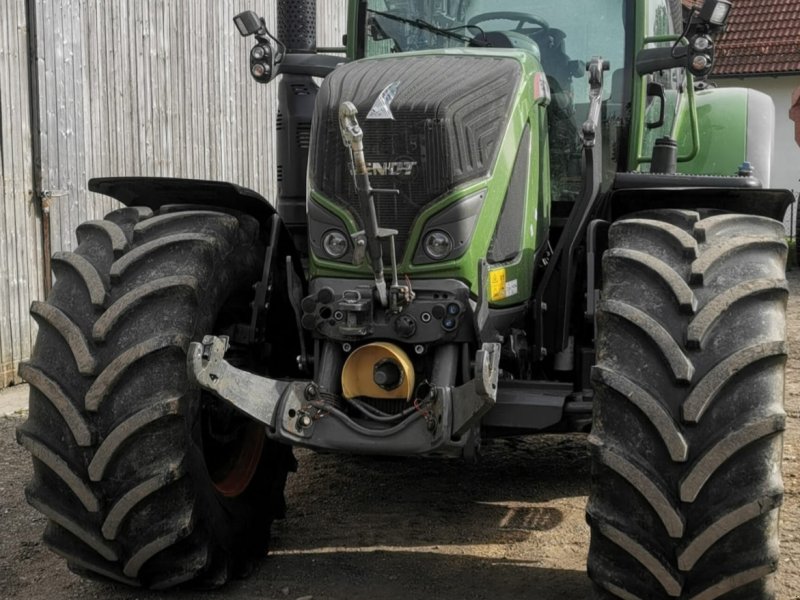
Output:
[
  {"xmin": 88, "ymin": 177, "xmax": 275, "ymax": 223},
  {"xmin": 488, "ymin": 125, "xmax": 530, "ymax": 263},
  {"xmin": 481, "ymin": 380, "xmax": 571, "ymax": 431},
  {"xmin": 613, "ymin": 172, "xmax": 762, "ymax": 190},
  {"xmin": 310, "ymin": 55, "xmax": 521, "ymax": 256},
  {"xmin": 608, "ymin": 185, "xmax": 794, "ymax": 222}
]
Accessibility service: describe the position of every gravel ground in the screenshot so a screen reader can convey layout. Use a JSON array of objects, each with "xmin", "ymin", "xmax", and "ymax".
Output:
[{"xmin": 1, "ymin": 272, "xmax": 798, "ymax": 600}]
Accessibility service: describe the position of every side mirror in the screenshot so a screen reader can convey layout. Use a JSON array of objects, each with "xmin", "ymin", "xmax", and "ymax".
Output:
[{"xmin": 234, "ymin": 11, "xmax": 266, "ymax": 37}]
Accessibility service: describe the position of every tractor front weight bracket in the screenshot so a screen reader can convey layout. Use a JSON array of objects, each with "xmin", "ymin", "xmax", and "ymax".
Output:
[
  {"xmin": 188, "ymin": 335, "xmax": 503, "ymax": 457},
  {"xmin": 188, "ymin": 335, "xmax": 293, "ymax": 427}
]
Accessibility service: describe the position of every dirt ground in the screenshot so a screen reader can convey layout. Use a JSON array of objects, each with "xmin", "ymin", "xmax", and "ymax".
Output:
[{"xmin": 1, "ymin": 272, "xmax": 799, "ymax": 600}]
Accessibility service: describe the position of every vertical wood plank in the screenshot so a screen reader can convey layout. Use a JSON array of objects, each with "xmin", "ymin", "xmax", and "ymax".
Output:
[{"xmin": 0, "ymin": 0, "xmax": 44, "ymax": 385}]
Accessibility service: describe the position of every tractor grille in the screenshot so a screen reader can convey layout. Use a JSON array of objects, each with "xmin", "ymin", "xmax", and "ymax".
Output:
[{"xmin": 310, "ymin": 55, "xmax": 521, "ymax": 258}]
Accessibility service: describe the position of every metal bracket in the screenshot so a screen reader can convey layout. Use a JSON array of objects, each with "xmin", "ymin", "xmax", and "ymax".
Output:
[
  {"xmin": 532, "ymin": 56, "xmax": 607, "ymax": 361},
  {"xmin": 581, "ymin": 57, "xmax": 609, "ymax": 147},
  {"xmin": 451, "ymin": 342, "xmax": 501, "ymax": 437},
  {"xmin": 339, "ymin": 101, "xmax": 390, "ymax": 307},
  {"xmin": 474, "ymin": 260, "xmax": 502, "ymax": 343},
  {"xmin": 339, "ymin": 101, "xmax": 364, "ymax": 149},
  {"xmin": 248, "ymin": 214, "xmax": 282, "ymax": 344},
  {"xmin": 585, "ymin": 219, "xmax": 610, "ymax": 322},
  {"xmin": 286, "ymin": 255, "xmax": 310, "ymax": 371},
  {"xmin": 40, "ymin": 189, "xmax": 69, "ymax": 199},
  {"xmin": 187, "ymin": 335, "xmax": 291, "ymax": 427}
]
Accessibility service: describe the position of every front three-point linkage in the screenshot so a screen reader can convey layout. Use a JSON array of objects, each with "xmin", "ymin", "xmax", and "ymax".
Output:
[{"xmin": 338, "ymin": 102, "xmax": 414, "ymax": 313}]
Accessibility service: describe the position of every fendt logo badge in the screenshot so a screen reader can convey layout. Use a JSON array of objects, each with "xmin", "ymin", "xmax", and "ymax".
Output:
[{"xmin": 366, "ymin": 161, "xmax": 417, "ymax": 176}]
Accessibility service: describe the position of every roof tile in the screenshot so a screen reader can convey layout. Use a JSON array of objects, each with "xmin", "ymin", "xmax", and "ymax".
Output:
[{"xmin": 682, "ymin": 0, "xmax": 800, "ymax": 76}]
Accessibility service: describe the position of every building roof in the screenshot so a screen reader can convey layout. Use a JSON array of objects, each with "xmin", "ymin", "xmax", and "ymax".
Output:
[{"xmin": 683, "ymin": 0, "xmax": 800, "ymax": 76}]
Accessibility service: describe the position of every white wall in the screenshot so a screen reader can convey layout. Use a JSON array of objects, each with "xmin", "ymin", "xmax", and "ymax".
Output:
[{"xmin": 714, "ymin": 75, "xmax": 800, "ymax": 233}]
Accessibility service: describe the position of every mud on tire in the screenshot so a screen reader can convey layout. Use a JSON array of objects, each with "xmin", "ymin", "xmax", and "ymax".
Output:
[
  {"xmin": 587, "ymin": 210, "xmax": 787, "ymax": 599},
  {"xmin": 17, "ymin": 206, "xmax": 295, "ymax": 589}
]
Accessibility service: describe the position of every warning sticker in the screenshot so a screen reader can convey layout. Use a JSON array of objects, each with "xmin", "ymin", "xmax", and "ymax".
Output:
[
  {"xmin": 505, "ymin": 279, "xmax": 518, "ymax": 297},
  {"xmin": 490, "ymin": 268, "xmax": 507, "ymax": 301}
]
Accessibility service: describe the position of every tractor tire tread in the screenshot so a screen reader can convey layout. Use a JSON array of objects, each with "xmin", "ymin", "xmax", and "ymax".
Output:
[
  {"xmin": 588, "ymin": 209, "xmax": 786, "ymax": 599},
  {"xmin": 18, "ymin": 205, "xmax": 292, "ymax": 589}
]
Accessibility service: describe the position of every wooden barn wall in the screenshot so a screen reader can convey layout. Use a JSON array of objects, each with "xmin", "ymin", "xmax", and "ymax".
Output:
[
  {"xmin": 34, "ymin": 0, "xmax": 347, "ymax": 253},
  {"xmin": 0, "ymin": 0, "xmax": 44, "ymax": 387},
  {"xmin": 0, "ymin": 0, "xmax": 346, "ymax": 387}
]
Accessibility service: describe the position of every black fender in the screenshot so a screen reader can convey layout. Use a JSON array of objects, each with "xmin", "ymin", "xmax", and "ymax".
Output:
[
  {"xmin": 90, "ymin": 176, "xmax": 311, "ymax": 369},
  {"xmin": 89, "ymin": 177, "xmax": 277, "ymax": 226},
  {"xmin": 607, "ymin": 173, "xmax": 794, "ymax": 223}
]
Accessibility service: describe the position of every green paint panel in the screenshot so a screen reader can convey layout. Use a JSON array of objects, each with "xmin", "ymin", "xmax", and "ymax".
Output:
[
  {"xmin": 676, "ymin": 87, "xmax": 749, "ymax": 176},
  {"xmin": 309, "ymin": 48, "xmax": 548, "ymax": 307}
]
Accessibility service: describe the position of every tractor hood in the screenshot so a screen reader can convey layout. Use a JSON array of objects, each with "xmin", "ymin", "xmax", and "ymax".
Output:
[{"xmin": 309, "ymin": 53, "xmax": 523, "ymax": 256}]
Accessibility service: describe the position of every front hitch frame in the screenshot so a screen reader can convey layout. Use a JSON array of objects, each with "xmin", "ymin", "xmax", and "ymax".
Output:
[
  {"xmin": 188, "ymin": 335, "xmax": 501, "ymax": 457},
  {"xmin": 187, "ymin": 335, "xmax": 294, "ymax": 427}
]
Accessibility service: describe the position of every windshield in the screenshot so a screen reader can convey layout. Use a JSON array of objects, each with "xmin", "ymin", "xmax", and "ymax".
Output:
[{"xmin": 365, "ymin": 0, "xmax": 626, "ymax": 103}]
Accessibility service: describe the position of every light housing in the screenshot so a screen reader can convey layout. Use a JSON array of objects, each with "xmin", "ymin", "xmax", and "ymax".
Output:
[
  {"xmin": 699, "ymin": 0, "xmax": 732, "ymax": 28},
  {"xmin": 251, "ymin": 45, "xmax": 267, "ymax": 60},
  {"xmin": 422, "ymin": 230, "xmax": 454, "ymax": 261},
  {"xmin": 691, "ymin": 55, "xmax": 710, "ymax": 72},
  {"xmin": 251, "ymin": 63, "xmax": 268, "ymax": 78},
  {"xmin": 692, "ymin": 36, "xmax": 711, "ymax": 52},
  {"xmin": 322, "ymin": 229, "xmax": 349, "ymax": 259},
  {"xmin": 233, "ymin": 11, "xmax": 265, "ymax": 37},
  {"xmin": 413, "ymin": 190, "xmax": 486, "ymax": 265}
]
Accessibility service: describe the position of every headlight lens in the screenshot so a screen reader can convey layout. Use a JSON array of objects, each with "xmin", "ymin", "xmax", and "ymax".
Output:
[
  {"xmin": 252, "ymin": 45, "xmax": 267, "ymax": 60},
  {"xmin": 423, "ymin": 230, "xmax": 453, "ymax": 261},
  {"xmin": 322, "ymin": 229, "xmax": 349, "ymax": 259}
]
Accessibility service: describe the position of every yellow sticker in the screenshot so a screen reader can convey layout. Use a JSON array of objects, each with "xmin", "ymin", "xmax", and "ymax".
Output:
[{"xmin": 490, "ymin": 268, "xmax": 507, "ymax": 302}]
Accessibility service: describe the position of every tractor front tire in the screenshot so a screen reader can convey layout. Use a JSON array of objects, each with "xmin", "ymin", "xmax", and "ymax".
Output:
[
  {"xmin": 17, "ymin": 206, "xmax": 295, "ymax": 589},
  {"xmin": 588, "ymin": 210, "xmax": 787, "ymax": 599}
]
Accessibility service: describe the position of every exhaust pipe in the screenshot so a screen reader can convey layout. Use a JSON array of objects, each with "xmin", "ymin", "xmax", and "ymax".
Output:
[{"xmin": 277, "ymin": 0, "xmax": 317, "ymax": 53}]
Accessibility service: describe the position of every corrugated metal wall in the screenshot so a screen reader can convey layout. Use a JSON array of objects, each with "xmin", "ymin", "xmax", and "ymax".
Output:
[
  {"xmin": 35, "ymin": 0, "xmax": 347, "ymax": 253},
  {"xmin": 0, "ymin": 0, "xmax": 346, "ymax": 387},
  {"xmin": 0, "ymin": 0, "xmax": 45, "ymax": 387}
]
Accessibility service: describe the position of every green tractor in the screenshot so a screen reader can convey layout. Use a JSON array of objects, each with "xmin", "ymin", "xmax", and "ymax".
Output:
[{"xmin": 17, "ymin": 0, "xmax": 791, "ymax": 597}]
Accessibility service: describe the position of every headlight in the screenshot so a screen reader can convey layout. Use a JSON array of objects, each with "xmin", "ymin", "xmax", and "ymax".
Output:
[
  {"xmin": 413, "ymin": 190, "xmax": 486, "ymax": 265},
  {"xmin": 422, "ymin": 230, "xmax": 453, "ymax": 261},
  {"xmin": 251, "ymin": 45, "xmax": 267, "ymax": 60},
  {"xmin": 322, "ymin": 230, "xmax": 349, "ymax": 259},
  {"xmin": 251, "ymin": 63, "xmax": 268, "ymax": 78}
]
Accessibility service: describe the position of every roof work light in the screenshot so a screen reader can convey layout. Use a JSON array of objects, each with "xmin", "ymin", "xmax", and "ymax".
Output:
[{"xmin": 699, "ymin": 0, "xmax": 732, "ymax": 29}]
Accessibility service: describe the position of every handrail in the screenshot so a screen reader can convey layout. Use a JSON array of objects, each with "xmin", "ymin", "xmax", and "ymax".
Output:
[{"xmin": 634, "ymin": 35, "xmax": 700, "ymax": 168}]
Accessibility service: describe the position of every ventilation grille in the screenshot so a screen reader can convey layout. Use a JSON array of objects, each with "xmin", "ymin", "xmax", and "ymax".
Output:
[{"xmin": 297, "ymin": 124, "xmax": 311, "ymax": 150}]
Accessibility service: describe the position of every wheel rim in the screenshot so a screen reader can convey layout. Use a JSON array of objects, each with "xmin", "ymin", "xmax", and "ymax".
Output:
[
  {"xmin": 202, "ymin": 287, "xmax": 269, "ymax": 499},
  {"xmin": 207, "ymin": 420, "xmax": 266, "ymax": 498}
]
